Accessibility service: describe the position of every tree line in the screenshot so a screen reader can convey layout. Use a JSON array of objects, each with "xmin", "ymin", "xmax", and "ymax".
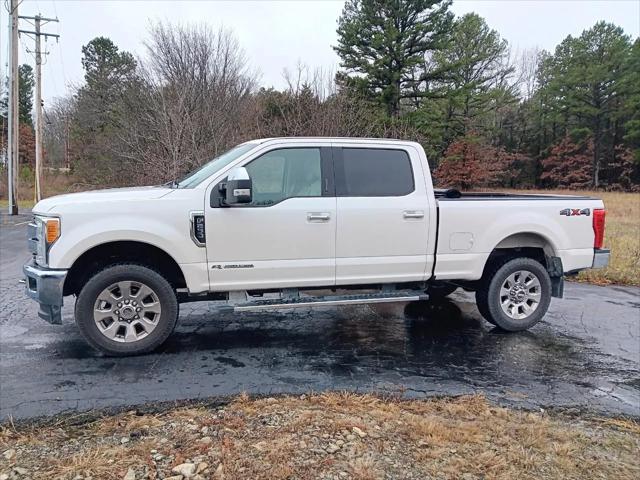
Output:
[{"xmin": 2, "ymin": 0, "xmax": 638, "ymax": 191}]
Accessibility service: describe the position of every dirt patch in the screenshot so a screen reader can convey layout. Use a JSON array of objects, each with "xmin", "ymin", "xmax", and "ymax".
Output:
[{"xmin": 1, "ymin": 393, "xmax": 638, "ymax": 479}]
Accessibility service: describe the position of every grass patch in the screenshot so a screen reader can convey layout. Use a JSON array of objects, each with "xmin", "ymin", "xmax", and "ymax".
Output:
[
  {"xmin": 0, "ymin": 199, "xmax": 35, "ymax": 209},
  {"xmin": 1, "ymin": 393, "xmax": 638, "ymax": 480},
  {"xmin": 573, "ymin": 190, "xmax": 640, "ymax": 286}
]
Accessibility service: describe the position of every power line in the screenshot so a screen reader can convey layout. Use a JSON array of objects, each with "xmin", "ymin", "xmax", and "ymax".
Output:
[
  {"xmin": 49, "ymin": 0, "xmax": 68, "ymax": 89},
  {"xmin": 50, "ymin": 0, "xmax": 58, "ymax": 19},
  {"xmin": 56, "ymin": 27, "xmax": 67, "ymax": 87}
]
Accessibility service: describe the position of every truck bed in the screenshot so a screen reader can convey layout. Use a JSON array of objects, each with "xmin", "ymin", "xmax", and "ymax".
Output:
[{"xmin": 433, "ymin": 190, "xmax": 603, "ymax": 281}]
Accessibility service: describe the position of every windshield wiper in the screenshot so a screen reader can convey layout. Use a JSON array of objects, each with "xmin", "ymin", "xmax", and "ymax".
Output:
[{"xmin": 161, "ymin": 179, "xmax": 179, "ymax": 189}]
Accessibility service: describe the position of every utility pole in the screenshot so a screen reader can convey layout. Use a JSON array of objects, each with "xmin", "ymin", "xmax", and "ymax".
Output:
[
  {"xmin": 7, "ymin": 0, "xmax": 19, "ymax": 215},
  {"xmin": 34, "ymin": 16, "xmax": 43, "ymax": 202},
  {"xmin": 19, "ymin": 14, "xmax": 59, "ymax": 203}
]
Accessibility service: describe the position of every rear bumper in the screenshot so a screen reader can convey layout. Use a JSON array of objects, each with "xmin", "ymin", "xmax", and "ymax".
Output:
[
  {"xmin": 592, "ymin": 249, "xmax": 610, "ymax": 269},
  {"xmin": 23, "ymin": 260, "xmax": 67, "ymax": 324}
]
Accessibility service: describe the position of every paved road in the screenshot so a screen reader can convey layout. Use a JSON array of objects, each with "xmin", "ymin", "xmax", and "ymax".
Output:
[{"xmin": 1, "ymin": 212, "xmax": 639, "ymax": 420}]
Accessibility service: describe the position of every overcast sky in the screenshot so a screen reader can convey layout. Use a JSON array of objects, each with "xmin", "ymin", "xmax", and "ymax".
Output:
[{"xmin": 1, "ymin": 0, "xmax": 639, "ymax": 103}]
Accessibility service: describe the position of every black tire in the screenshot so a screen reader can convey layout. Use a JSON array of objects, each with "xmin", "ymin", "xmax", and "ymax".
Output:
[
  {"xmin": 474, "ymin": 291, "xmax": 496, "ymax": 325},
  {"xmin": 75, "ymin": 264, "xmax": 178, "ymax": 356},
  {"xmin": 426, "ymin": 283, "xmax": 458, "ymax": 299},
  {"xmin": 475, "ymin": 257, "xmax": 551, "ymax": 331}
]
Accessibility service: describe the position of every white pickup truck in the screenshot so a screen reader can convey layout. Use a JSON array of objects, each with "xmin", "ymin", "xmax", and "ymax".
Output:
[{"xmin": 24, "ymin": 138, "xmax": 610, "ymax": 355}]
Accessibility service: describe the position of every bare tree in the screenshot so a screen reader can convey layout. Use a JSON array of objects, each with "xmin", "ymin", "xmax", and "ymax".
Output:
[
  {"xmin": 117, "ymin": 23, "xmax": 257, "ymax": 183},
  {"xmin": 43, "ymin": 95, "xmax": 77, "ymax": 170},
  {"xmin": 513, "ymin": 47, "xmax": 541, "ymax": 100},
  {"xmin": 65, "ymin": 24, "xmax": 425, "ymax": 187},
  {"xmin": 255, "ymin": 62, "xmax": 421, "ymax": 140}
]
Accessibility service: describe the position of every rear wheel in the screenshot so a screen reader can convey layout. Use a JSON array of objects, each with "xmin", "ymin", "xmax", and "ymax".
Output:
[
  {"xmin": 475, "ymin": 257, "xmax": 551, "ymax": 331},
  {"xmin": 75, "ymin": 264, "xmax": 178, "ymax": 356}
]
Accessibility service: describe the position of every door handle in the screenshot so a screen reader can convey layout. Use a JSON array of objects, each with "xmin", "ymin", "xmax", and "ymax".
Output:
[
  {"xmin": 403, "ymin": 210, "xmax": 424, "ymax": 219},
  {"xmin": 307, "ymin": 212, "xmax": 331, "ymax": 222}
]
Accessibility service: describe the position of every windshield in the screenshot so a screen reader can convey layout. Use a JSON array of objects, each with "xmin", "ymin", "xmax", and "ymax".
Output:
[{"xmin": 176, "ymin": 143, "xmax": 257, "ymax": 188}]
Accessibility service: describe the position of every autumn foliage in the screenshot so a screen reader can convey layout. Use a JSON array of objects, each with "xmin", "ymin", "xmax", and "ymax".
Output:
[
  {"xmin": 19, "ymin": 124, "xmax": 36, "ymax": 169},
  {"xmin": 540, "ymin": 137, "xmax": 593, "ymax": 189},
  {"xmin": 0, "ymin": 123, "xmax": 35, "ymax": 169},
  {"xmin": 434, "ymin": 134, "xmax": 529, "ymax": 190},
  {"xmin": 540, "ymin": 137, "xmax": 637, "ymax": 190}
]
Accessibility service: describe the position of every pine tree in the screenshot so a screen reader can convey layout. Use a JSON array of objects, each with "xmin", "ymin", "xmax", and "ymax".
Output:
[
  {"xmin": 538, "ymin": 22, "xmax": 634, "ymax": 187},
  {"xmin": 334, "ymin": 0, "xmax": 453, "ymax": 117},
  {"xmin": 18, "ymin": 65, "xmax": 35, "ymax": 127}
]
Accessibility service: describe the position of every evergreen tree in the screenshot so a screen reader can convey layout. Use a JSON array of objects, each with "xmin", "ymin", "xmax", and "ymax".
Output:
[
  {"xmin": 81, "ymin": 37, "xmax": 137, "ymax": 94},
  {"xmin": 73, "ymin": 37, "xmax": 137, "ymax": 180},
  {"xmin": 76, "ymin": 37, "xmax": 137, "ymax": 132},
  {"xmin": 334, "ymin": 0, "xmax": 453, "ymax": 117},
  {"xmin": 0, "ymin": 64, "xmax": 35, "ymax": 127},
  {"xmin": 429, "ymin": 13, "xmax": 516, "ymax": 145},
  {"xmin": 622, "ymin": 39, "xmax": 640, "ymax": 163},
  {"xmin": 538, "ymin": 22, "xmax": 634, "ymax": 187},
  {"xmin": 18, "ymin": 65, "xmax": 35, "ymax": 127}
]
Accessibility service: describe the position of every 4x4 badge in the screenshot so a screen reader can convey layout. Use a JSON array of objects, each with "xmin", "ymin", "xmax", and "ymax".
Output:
[{"xmin": 559, "ymin": 208, "xmax": 590, "ymax": 216}]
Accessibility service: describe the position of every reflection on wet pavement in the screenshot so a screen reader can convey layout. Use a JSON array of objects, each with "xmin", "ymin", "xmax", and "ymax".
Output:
[{"xmin": 2, "ymin": 222, "xmax": 639, "ymax": 420}]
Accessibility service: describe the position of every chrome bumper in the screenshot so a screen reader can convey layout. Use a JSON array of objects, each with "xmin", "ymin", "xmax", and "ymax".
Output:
[
  {"xmin": 592, "ymin": 249, "xmax": 610, "ymax": 269},
  {"xmin": 23, "ymin": 260, "xmax": 67, "ymax": 324}
]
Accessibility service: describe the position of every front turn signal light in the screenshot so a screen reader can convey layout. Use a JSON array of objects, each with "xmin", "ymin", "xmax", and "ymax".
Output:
[{"xmin": 45, "ymin": 218, "xmax": 60, "ymax": 243}]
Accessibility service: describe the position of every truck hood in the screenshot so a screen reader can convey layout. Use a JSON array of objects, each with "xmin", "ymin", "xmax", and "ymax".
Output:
[{"xmin": 33, "ymin": 186, "xmax": 175, "ymax": 214}]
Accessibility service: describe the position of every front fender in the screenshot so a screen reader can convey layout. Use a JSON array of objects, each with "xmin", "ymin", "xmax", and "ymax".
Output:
[{"xmin": 49, "ymin": 214, "xmax": 205, "ymax": 269}]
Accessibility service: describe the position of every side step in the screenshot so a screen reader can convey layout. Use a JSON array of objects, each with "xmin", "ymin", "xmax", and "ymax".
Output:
[{"xmin": 232, "ymin": 291, "xmax": 428, "ymax": 312}]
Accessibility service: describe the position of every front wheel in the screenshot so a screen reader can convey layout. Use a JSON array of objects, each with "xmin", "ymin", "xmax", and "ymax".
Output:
[
  {"xmin": 475, "ymin": 257, "xmax": 551, "ymax": 331},
  {"xmin": 75, "ymin": 264, "xmax": 178, "ymax": 356}
]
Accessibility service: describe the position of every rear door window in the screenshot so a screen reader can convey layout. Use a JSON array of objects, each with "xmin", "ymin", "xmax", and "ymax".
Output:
[{"xmin": 336, "ymin": 148, "xmax": 414, "ymax": 197}]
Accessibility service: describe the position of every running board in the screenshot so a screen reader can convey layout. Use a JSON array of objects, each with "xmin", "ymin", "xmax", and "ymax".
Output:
[{"xmin": 232, "ymin": 291, "xmax": 428, "ymax": 312}]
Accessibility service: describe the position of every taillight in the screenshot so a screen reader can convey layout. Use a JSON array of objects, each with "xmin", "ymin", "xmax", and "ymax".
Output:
[{"xmin": 593, "ymin": 209, "xmax": 606, "ymax": 249}]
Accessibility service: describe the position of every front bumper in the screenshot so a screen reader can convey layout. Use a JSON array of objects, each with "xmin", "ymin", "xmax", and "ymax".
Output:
[
  {"xmin": 592, "ymin": 248, "xmax": 611, "ymax": 269},
  {"xmin": 23, "ymin": 260, "xmax": 67, "ymax": 324}
]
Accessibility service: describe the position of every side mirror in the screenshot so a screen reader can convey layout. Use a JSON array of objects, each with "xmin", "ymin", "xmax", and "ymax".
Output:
[{"xmin": 224, "ymin": 167, "xmax": 252, "ymax": 205}]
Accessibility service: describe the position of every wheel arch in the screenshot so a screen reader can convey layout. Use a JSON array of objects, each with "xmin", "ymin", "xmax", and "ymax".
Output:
[
  {"xmin": 492, "ymin": 231, "xmax": 558, "ymax": 257},
  {"xmin": 64, "ymin": 240, "xmax": 187, "ymax": 296},
  {"xmin": 482, "ymin": 232, "xmax": 564, "ymax": 298}
]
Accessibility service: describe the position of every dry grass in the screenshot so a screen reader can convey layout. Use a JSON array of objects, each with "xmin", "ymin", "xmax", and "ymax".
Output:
[
  {"xmin": 573, "ymin": 191, "xmax": 640, "ymax": 286},
  {"xmin": 0, "ymin": 170, "xmax": 84, "ymax": 206},
  {"xmin": 1, "ymin": 393, "xmax": 638, "ymax": 480},
  {"xmin": 503, "ymin": 189, "xmax": 640, "ymax": 286}
]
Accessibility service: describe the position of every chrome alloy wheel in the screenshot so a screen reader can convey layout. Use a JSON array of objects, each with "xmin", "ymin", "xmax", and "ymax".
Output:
[
  {"xmin": 93, "ymin": 281, "xmax": 162, "ymax": 342},
  {"xmin": 499, "ymin": 270, "xmax": 542, "ymax": 320}
]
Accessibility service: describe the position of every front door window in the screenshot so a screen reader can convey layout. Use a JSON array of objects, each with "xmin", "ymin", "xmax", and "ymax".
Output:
[{"xmin": 245, "ymin": 148, "xmax": 322, "ymax": 206}]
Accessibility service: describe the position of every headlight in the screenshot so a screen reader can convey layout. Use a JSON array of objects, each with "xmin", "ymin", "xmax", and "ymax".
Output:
[{"xmin": 31, "ymin": 215, "xmax": 61, "ymax": 267}]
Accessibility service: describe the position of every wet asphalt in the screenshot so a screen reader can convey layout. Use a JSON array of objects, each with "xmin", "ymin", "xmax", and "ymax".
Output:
[{"xmin": 1, "ymin": 212, "xmax": 639, "ymax": 421}]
